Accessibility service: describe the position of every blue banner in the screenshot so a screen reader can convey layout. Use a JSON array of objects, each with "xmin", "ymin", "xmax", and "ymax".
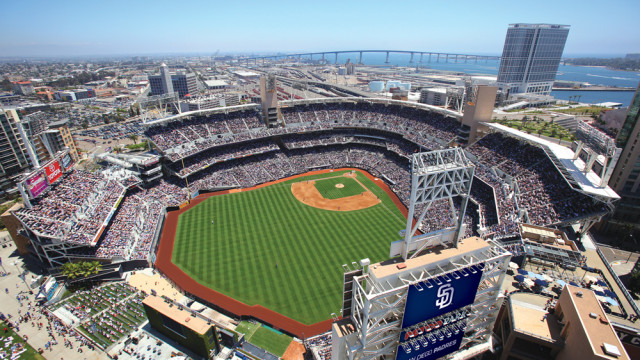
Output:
[
  {"xmin": 401, "ymin": 264, "xmax": 484, "ymax": 329},
  {"xmin": 396, "ymin": 328, "xmax": 464, "ymax": 360}
]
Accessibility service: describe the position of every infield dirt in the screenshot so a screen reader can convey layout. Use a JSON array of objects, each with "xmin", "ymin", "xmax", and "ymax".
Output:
[{"xmin": 291, "ymin": 173, "xmax": 380, "ymax": 211}]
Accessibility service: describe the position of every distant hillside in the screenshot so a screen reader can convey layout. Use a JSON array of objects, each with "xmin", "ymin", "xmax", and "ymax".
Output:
[{"xmin": 564, "ymin": 57, "xmax": 640, "ymax": 71}]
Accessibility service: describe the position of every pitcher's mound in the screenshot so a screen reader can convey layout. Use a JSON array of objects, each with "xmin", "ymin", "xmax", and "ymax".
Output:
[{"xmin": 335, "ymin": 183, "xmax": 345, "ymax": 188}]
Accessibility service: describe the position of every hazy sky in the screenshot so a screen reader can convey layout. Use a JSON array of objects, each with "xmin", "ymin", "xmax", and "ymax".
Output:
[{"xmin": 1, "ymin": 0, "xmax": 639, "ymax": 57}]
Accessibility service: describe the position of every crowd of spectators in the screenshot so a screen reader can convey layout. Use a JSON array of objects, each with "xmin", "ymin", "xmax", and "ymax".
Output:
[
  {"xmin": 169, "ymin": 140, "xmax": 279, "ymax": 177},
  {"xmin": 179, "ymin": 141, "xmax": 480, "ymax": 238},
  {"xmin": 307, "ymin": 332, "xmax": 332, "ymax": 360},
  {"xmin": 467, "ymin": 133, "xmax": 608, "ymax": 230},
  {"xmin": 15, "ymin": 171, "xmax": 125, "ymax": 245},
  {"xmin": 145, "ymin": 101, "xmax": 458, "ymax": 163},
  {"xmin": 92, "ymin": 180, "xmax": 185, "ymax": 261},
  {"xmin": 51, "ymin": 282, "xmax": 146, "ymax": 349},
  {"xmin": 13, "ymin": 167, "xmax": 187, "ymax": 262},
  {"xmin": 16, "ymin": 102, "xmax": 611, "ymax": 263},
  {"xmin": 2, "ymin": 291, "xmax": 98, "ymax": 358},
  {"xmin": 80, "ymin": 292, "xmax": 146, "ymax": 348},
  {"xmin": 144, "ymin": 110, "xmax": 263, "ymax": 160}
]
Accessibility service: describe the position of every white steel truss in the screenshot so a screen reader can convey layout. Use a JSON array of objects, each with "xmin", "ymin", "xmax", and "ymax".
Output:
[
  {"xmin": 402, "ymin": 148, "xmax": 475, "ymax": 260},
  {"xmin": 139, "ymin": 92, "xmax": 181, "ymax": 123},
  {"xmin": 343, "ymin": 241, "xmax": 511, "ymax": 360}
]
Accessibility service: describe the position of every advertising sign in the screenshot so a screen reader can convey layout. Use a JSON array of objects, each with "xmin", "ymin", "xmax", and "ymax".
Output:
[
  {"xmin": 61, "ymin": 154, "xmax": 74, "ymax": 171},
  {"xmin": 44, "ymin": 160, "xmax": 62, "ymax": 184},
  {"xmin": 26, "ymin": 171, "xmax": 48, "ymax": 198},
  {"xmin": 396, "ymin": 327, "xmax": 465, "ymax": 360},
  {"xmin": 401, "ymin": 263, "xmax": 484, "ymax": 329}
]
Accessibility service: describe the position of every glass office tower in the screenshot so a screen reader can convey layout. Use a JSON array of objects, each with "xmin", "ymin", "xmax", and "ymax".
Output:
[{"xmin": 497, "ymin": 24, "xmax": 570, "ymax": 96}]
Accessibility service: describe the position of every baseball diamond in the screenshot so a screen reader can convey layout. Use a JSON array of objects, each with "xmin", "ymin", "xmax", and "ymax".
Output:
[{"xmin": 155, "ymin": 168, "xmax": 408, "ymax": 336}]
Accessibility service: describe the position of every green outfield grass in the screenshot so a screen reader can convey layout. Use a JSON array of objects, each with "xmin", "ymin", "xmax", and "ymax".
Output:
[
  {"xmin": 313, "ymin": 176, "xmax": 364, "ymax": 199},
  {"xmin": 171, "ymin": 170, "xmax": 405, "ymax": 325},
  {"xmin": 235, "ymin": 321, "xmax": 292, "ymax": 356}
]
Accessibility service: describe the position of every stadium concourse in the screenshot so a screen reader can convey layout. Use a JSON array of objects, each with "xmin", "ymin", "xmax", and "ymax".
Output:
[{"xmin": 11, "ymin": 98, "xmax": 612, "ymax": 340}]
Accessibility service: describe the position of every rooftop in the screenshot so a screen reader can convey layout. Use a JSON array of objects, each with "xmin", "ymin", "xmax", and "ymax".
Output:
[
  {"xmin": 509, "ymin": 23, "xmax": 570, "ymax": 29},
  {"xmin": 204, "ymin": 80, "xmax": 229, "ymax": 87},
  {"xmin": 509, "ymin": 295, "xmax": 563, "ymax": 343},
  {"xmin": 369, "ymin": 236, "xmax": 490, "ymax": 279},
  {"xmin": 563, "ymin": 285, "xmax": 630, "ymax": 359},
  {"xmin": 232, "ymin": 70, "xmax": 260, "ymax": 77},
  {"xmin": 143, "ymin": 295, "xmax": 212, "ymax": 335}
]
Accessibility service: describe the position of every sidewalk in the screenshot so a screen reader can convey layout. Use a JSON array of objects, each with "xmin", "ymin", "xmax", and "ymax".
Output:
[{"xmin": 0, "ymin": 243, "xmax": 108, "ymax": 360}]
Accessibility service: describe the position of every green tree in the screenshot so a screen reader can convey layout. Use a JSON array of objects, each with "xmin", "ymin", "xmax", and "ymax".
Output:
[
  {"xmin": 60, "ymin": 261, "xmax": 102, "ymax": 279},
  {"xmin": 129, "ymin": 134, "xmax": 139, "ymax": 145},
  {"xmin": 81, "ymin": 121, "xmax": 89, "ymax": 129},
  {"xmin": 80, "ymin": 261, "xmax": 102, "ymax": 277},
  {"xmin": 629, "ymin": 271, "xmax": 640, "ymax": 294},
  {"xmin": 60, "ymin": 262, "xmax": 81, "ymax": 279},
  {"xmin": 1, "ymin": 78, "xmax": 12, "ymax": 91}
]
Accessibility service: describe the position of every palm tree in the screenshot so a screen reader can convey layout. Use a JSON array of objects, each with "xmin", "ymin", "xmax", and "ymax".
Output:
[
  {"xmin": 61, "ymin": 261, "xmax": 102, "ymax": 279},
  {"xmin": 129, "ymin": 134, "xmax": 139, "ymax": 145},
  {"xmin": 61, "ymin": 262, "xmax": 81, "ymax": 279}
]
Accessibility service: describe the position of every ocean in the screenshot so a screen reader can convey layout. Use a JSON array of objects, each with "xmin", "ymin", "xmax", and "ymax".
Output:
[{"xmin": 329, "ymin": 52, "xmax": 640, "ymax": 106}]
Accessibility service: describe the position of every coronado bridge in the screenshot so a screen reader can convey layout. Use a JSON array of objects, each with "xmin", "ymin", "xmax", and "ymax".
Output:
[{"xmin": 241, "ymin": 50, "xmax": 500, "ymax": 65}]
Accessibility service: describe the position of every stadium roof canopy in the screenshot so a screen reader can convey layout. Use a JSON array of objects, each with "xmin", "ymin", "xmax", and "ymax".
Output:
[{"xmin": 484, "ymin": 123, "xmax": 620, "ymax": 201}]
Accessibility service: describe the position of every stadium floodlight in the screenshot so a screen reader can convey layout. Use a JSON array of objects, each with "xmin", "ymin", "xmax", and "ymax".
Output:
[{"xmin": 394, "ymin": 148, "xmax": 474, "ymax": 260}]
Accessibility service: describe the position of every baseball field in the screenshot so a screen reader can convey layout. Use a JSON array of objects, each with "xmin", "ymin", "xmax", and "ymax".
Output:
[{"xmin": 167, "ymin": 169, "xmax": 407, "ymax": 329}]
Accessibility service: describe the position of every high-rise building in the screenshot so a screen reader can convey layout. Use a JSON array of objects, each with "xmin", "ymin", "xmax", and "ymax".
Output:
[
  {"xmin": 11, "ymin": 81, "xmax": 35, "ymax": 95},
  {"xmin": 497, "ymin": 24, "xmax": 570, "ymax": 97},
  {"xmin": 39, "ymin": 119, "xmax": 79, "ymax": 162},
  {"xmin": 160, "ymin": 63, "xmax": 174, "ymax": 95},
  {"xmin": 609, "ymin": 84, "xmax": 640, "ymax": 224},
  {"xmin": 0, "ymin": 110, "xmax": 39, "ymax": 197},
  {"xmin": 148, "ymin": 64, "xmax": 197, "ymax": 98},
  {"xmin": 0, "ymin": 110, "xmax": 78, "ymax": 199},
  {"xmin": 171, "ymin": 73, "xmax": 197, "ymax": 97}
]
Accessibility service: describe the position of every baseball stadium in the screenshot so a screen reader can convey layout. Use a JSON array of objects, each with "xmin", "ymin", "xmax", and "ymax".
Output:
[{"xmin": 12, "ymin": 96, "xmax": 617, "ymax": 341}]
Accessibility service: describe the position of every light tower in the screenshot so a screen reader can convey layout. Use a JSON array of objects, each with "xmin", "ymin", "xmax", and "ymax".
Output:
[
  {"xmin": 395, "ymin": 147, "xmax": 475, "ymax": 260},
  {"xmin": 332, "ymin": 148, "xmax": 510, "ymax": 360}
]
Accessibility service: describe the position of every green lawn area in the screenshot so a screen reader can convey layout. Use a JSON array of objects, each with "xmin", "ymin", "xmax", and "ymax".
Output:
[
  {"xmin": 235, "ymin": 321, "xmax": 291, "ymax": 356},
  {"xmin": 0, "ymin": 321, "xmax": 46, "ymax": 359},
  {"xmin": 235, "ymin": 321, "xmax": 259, "ymax": 339},
  {"xmin": 171, "ymin": 170, "xmax": 406, "ymax": 324},
  {"xmin": 125, "ymin": 141, "xmax": 148, "ymax": 150},
  {"xmin": 314, "ymin": 176, "xmax": 364, "ymax": 199},
  {"xmin": 555, "ymin": 106, "xmax": 606, "ymax": 115},
  {"xmin": 492, "ymin": 119, "xmax": 576, "ymax": 142}
]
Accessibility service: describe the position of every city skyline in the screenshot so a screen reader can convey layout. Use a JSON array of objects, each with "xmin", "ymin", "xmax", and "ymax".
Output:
[{"xmin": 1, "ymin": 0, "xmax": 639, "ymax": 57}]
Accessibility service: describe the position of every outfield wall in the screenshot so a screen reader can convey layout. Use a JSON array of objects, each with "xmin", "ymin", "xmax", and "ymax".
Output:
[{"xmin": 149, "ymin": 207, "xmax": 167, "ymax": 266}]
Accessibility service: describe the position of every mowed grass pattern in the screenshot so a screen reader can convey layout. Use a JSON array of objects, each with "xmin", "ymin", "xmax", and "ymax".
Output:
[
  {"xmin": 172, "ymin": 172, "xmax": 405, "ymax": 325},
  {"xmin": 313, "ymin": 176, "xmax": 364, "ymax": 199}
]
